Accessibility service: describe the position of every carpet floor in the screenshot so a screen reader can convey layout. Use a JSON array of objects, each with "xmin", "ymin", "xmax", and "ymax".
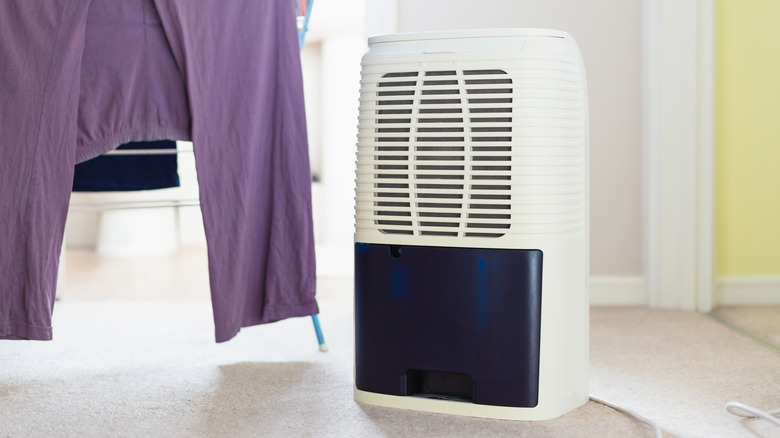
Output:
[{"xmin": 1, "ymin": 248, "xmax": 778, "ymax": 438}]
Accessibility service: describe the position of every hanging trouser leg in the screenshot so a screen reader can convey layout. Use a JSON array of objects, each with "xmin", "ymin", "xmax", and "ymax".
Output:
[
  {"xmin": 0, "ymin": 1, "xmax": 92, "ymax": 340},
  {"xmin": 153, "ymin": 0, "xmax": 318, "ymax": 342}
]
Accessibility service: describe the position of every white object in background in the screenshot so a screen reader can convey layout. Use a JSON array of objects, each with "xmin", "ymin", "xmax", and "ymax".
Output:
[
  {"xmin": 96, "ymin": 208, "xmax": 179, "ymax": 257},
  {"xmin": 318, "ymin": 35, "xmax": 365, "ymax": 272}
]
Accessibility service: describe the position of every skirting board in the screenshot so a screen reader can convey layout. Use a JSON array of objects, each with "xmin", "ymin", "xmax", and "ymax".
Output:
[
  {"xmin": 716, "ymin": 276, "xmax": 780, "ymax": 305},
  {"xmin": 589, "ymin": 276, "xmax": 647, "ymax": 306}
]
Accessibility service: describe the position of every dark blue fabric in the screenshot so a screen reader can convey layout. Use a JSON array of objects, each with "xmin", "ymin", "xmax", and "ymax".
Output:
[{"xmin": 72, "ymin": 140, "xmax": 179, "ymax": 191}]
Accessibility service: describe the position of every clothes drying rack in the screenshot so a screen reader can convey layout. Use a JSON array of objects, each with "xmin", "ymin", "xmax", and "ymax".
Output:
[{"xmin": 65, "ymin": 0, "xmax": 326, "ymax": 351}]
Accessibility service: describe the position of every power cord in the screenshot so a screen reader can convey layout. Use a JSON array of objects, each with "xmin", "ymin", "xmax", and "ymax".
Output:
[
  {"xmin": 589, "ymin": 395, "xmax": 780, "ymax": 436},
  {"xmin": 589, "ymin": 394, "xmax": 663, "ymax": 438},
  {"xmin": 725, "ymin": 401, "xmax": 780, "ymax": 427}
]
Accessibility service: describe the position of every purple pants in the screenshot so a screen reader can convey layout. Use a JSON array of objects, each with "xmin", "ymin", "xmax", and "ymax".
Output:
[{"xmin": 0, "ymin": 0, "xmax": 318, "ymax": 342}]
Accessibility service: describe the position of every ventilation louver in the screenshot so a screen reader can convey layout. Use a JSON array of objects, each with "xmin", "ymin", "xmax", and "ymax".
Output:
[
  {"xmin": 371, "ymin": 69, "xmax": 513, "ymax": 238},
  {"xmin": 357, "ymin": 58, "xmax": 586, "ymax": 241}
]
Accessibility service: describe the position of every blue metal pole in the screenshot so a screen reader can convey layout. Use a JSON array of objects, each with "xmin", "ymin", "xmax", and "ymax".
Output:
[
  {"xmin": 311, "ymin": 314, "xmax": 327, "ymax": 352},
  {"xmin": 296, "ymin": 0, "xmax": 326, "ymax": 352}
]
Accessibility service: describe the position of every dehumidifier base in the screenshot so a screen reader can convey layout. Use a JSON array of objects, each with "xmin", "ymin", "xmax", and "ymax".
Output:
[{"xmin": 354, "ymin": 387, "xmax": 587, "ymax": 421}]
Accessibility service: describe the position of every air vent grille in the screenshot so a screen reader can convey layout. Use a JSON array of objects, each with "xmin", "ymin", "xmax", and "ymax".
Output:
[
  {"xmin": 370, "ymin": 69, "xmax": 513, "ymax": 238},
  {"xmin": 356, "ymin": 59, "xmax": 586, "ymax": 239}
]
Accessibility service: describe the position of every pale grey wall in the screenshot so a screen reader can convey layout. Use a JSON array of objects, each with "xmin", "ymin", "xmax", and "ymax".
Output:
[{"xmin": 382, "ymin": 0, "xmax": 644, "ymax": 276}]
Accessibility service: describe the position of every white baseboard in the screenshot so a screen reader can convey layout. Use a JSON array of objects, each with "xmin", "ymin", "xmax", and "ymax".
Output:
[
  {"xmin": 589, "ymin": 276, "xmax": 647, "ymax": 306},
  {"xmin": 716, "ymin": 276, "xmax": 780, "ymax": 305}
]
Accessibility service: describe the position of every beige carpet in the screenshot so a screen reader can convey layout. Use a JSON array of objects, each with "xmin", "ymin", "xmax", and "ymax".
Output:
[{"xmin": 1, "ymin": 248, "xmax": 778, "ymax": 438}]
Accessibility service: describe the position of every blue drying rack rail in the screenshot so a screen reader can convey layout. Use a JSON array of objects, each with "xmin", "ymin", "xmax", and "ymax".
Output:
[{"xmin": 296, "ymin": 0, "xmax": 327, "ymax": 352}]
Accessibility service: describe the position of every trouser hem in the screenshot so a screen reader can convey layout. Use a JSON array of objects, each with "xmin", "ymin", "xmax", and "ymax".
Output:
[
  {"xmin": 0, "ymin": 321, "xmax": 53, "ymax": 341},
  {"xmin": 215, "ymin": 300, "xmax": 320, "ymax": 343}
]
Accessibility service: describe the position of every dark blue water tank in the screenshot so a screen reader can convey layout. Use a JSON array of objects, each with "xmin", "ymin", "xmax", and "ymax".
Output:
[{"xmin": 355, "ymin": 242, "xmax": 543, "ymax": 408}]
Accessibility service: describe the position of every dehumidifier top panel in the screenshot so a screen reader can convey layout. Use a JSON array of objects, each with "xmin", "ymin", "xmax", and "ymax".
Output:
[
  {"xmin": 354, "ymin": 29, "xmax": 588, "ymax": 248},
  {"xmin": 367, "ymin": 28, "xmax": 568, "ymax": 45}
]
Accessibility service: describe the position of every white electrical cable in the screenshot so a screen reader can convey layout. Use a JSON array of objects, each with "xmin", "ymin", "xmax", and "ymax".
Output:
[
  {"xmin": 725, "ymin": 401, "xmax": 780, "ymax": 427},
  {"xmin": 590, "ymin": 396, "xmax": 780, "ymax": 435},
  {"xmin": 589, "ymin": 395, "xmax": 663, "ymax": 438}
]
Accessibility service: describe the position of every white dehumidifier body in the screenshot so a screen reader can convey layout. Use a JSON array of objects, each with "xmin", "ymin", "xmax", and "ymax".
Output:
[{"xmin": 353, "ymin": 28, "xmax": 589, "ymax": 421}]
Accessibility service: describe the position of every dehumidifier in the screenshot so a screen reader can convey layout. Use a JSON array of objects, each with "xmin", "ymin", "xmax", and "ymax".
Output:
[{"xmin": 353, "ymin": 28, "xmax": 589, "ymax": 420}]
